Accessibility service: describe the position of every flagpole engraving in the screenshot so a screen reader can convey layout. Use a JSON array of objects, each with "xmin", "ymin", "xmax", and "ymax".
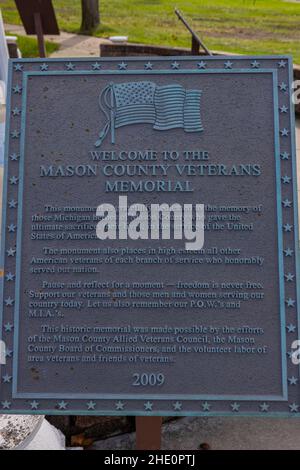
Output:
[
  {"xmin": 110, "ymin": 82, "xmax": 115, "ymax": 145},
  {"xmin": 95, "ymin": 81, "xmax": 203, "ymax": 147}
]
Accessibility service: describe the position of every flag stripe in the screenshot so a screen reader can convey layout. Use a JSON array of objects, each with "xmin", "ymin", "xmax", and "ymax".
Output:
[
  {"xmin": 116, "ymin": 110, "xmax": 155, "ymax": 119},
  {"xmin": 154, "ymin": 85, "xmax": 185, "ymax": 130},
  {"xmin": 153, "ymin": 124, "xmax": 185, "ymax": 131},
  {"xmin": 115, "ymin": 104, "xmax": 156, "ymax": 128},
  {"xmin": 183, "ymin": 90, "xmax": 203, "ymax": 132}
]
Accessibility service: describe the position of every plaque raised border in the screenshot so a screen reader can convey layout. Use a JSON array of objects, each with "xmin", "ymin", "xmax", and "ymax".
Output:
[{"xmin": 0, "ymin": 56, "xmax": 299, "ymax": 416}]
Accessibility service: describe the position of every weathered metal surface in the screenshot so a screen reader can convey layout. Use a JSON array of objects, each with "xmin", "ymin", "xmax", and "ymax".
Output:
[{"xmin": 0, "ymin": 56, "xmax": 299, "ymax": 417}]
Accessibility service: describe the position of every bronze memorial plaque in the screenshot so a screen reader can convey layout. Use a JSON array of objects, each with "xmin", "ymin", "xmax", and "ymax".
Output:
[{"xmin": 0, "ymin": 56, "xmax": 299, "ymax": 416}]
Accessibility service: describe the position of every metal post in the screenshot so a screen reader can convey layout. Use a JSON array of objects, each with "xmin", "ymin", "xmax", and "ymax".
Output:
[
  {"xmin": 175, "ymin": 8, "xmax": 212, "ymax": 56},
  {"xmin": 191, "ymin": 36, "xmax": 199, "ymax": 55},
  {"xmin": 33, "ymin": 12, "xmax": 46, "ymax": 58},
  {"xmin": 136, "ymin": 417, "xmax": 162, "ymax": 450}
]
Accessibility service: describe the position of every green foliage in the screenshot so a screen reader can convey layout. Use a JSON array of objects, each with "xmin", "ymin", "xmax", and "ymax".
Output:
[
  {"xmin": 2, "ymin": 0, "xmax": 300, "ymax": 62},
  {"xmin": 6, "ymin": 34, "xmax": 59, "ymax": 58}
]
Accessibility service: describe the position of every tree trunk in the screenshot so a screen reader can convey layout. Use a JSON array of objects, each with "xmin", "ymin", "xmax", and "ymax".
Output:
[{"xmin": 80, "ymin": 0, "xmax": 100, "ymax": 33}]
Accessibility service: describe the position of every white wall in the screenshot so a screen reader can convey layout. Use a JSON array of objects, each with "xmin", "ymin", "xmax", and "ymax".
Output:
[{"xmin": 0, "ymin": 8, "xmax": 8, "ymax": 90}]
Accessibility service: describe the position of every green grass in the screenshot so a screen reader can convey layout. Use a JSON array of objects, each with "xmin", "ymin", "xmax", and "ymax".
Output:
[
  {"xmin": 2, "ymin": 0, "xmax": 300, "ymax": 63},
  {"xmin": 9, "ymin": 34, "xmax": 59, "ymax": 58}
]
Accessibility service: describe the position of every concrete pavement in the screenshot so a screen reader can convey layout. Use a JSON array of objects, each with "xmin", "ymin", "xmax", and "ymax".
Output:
[{"xmin": 5, "ymin": 23, "xmax": 110, "ymax": 58}]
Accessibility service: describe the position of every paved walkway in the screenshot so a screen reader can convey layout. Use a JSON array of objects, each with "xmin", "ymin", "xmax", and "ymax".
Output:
[
  {"xmin": 5, "ymin": 23, "xmax": 111, "ymax": 58},
  {"xmin": 91, "ymin": 415, "xmax": 300, "ymax": 450}
]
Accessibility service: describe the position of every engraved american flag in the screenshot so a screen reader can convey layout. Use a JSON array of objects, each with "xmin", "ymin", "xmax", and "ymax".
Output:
[{"xmin": 95, "ymin": 81, "xmax": 203, "ymax": 147}]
